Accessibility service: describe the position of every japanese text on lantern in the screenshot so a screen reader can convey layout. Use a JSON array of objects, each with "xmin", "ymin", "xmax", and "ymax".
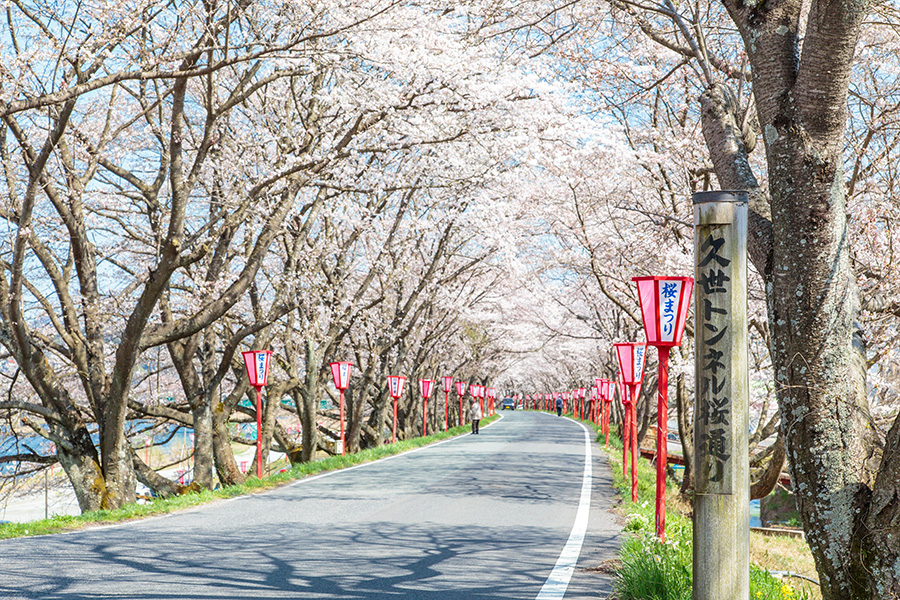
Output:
[
  {"xmin": 658, "ymin": 280, "xmax": 683, "ymax": 342},
  {"xmin": 696, "ymin": 232, "xmax": 733, "ymax": 494}
]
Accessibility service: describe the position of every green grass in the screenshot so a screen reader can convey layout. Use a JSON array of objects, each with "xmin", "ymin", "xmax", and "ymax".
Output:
[
  {"xmin": 604, "ymin": 437, "xmax": 810, "ymax": 600},
  {"xmin": 0, "ymin": 415, "xmax": 498, "ymax": 540}
]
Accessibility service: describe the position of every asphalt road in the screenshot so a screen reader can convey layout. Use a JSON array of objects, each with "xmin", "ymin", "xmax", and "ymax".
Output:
[{"xmin": 0, "ymin": 411, "xmax": 621, "ymax": 599}]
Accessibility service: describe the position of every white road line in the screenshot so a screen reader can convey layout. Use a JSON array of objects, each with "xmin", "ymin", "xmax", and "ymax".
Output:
[{"xmin": 535, "ymin": 418, "xmax": 593, "ymax": 600}]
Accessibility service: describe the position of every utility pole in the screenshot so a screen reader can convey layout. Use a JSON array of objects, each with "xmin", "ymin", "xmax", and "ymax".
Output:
[{"xmin": 692, "ymin": 191, "xmax": 749, "ymax": 600}]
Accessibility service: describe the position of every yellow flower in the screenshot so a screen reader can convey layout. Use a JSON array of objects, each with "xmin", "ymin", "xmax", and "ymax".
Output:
[{"xmin": 781, "ymin": 584, "xmax": 794, "ymax": 597}]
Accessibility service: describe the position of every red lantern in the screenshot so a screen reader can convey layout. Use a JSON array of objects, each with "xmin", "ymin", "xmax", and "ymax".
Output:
[
  {"xmin": 242, "ymin": 350, "xmax": 272, "ymax": 388},
  {"xmin": 419, "ymin": 379, "xmax": 435, "ymax": 437},
  {"xmin": 455, "ymin": 381, "xmax": 467, "ymax": 427},
  {"xmin": 329, "ymin": 361, "xmax": 352, "ymax": 390},
  {"xmin": 242, "ymin": 350, "xmax": 272, "ymax": 478},
  {"xmin": 633, "ymin": 276, "xmax": 694, "ymax": 347},
  {"xmin": 615, "ymin": 345, "xmax": 644, "ymax": 504},
  {"xmin": 472, "ymin": 384, "xmax": 484, "ymax": 414},
  {"xmin": 328, "ymin": 362, "xmax": 352, "ymax": 455},
  {"xmin": 614, "ymin": 343, "xmax": 647, "ymax": 385},
  {"xmin": 442, "ymin": 376, "xmax": 453, "ymax": 431},
  {"xmin": 388, "ymin": 375, "xmax": 406, "ymax": 398},
  {"xmin": 621, "ymin": 384, "xmax": 637, "ymax": 501},
  {"xmin": 634, "ymin": 275, "xmax": 694, "ymax": 543},
  {"xmin": 387, "ymin": 375, "xmax": 406, "ymax": 444}
]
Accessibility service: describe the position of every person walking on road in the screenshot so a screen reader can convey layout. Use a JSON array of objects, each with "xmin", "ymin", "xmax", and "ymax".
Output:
[
  {"xmin": 470, "ymin": 398, "xmax": 483, "ymax": 434},
  {"xmin": 555, "ymin": 397, "xmax": 563, "ymax": 417}
]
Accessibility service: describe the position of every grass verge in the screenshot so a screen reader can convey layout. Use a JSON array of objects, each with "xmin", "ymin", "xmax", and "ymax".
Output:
[
  {"xmin": 603, "ymin": 428, "xmax": 816, "ymax": 600},
  {"xmin": 0, "ymin": 415, "xmax": 498, "ymax": 540}
]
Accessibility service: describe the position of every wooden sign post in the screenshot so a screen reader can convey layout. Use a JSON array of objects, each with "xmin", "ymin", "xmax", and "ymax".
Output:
[{"xmin": 692, "ymin": 191, "xmax": 749, "ymax": 600}]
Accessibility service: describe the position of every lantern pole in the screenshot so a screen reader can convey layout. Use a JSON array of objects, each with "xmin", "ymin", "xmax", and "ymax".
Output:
[
  {"xmin": 419, "ymin": 380, "xmax": 434, "ymax": 438},
  {"xmin": 393, "ymin": 395, "xmax": 398, "ymax": 443},
  {"xmin": 607, "ymin": 387, "xmax": 613, "ymax": 445},
  {"xmin": 255, "ymin": 386, "xmax": 263, "ymax": 478},
  {"xmin": 634, "ymin": 276, "xmax": 692, "ymax": 542},
  {"xmin": 656, "ymin": 345, "xmax": 669, "ymax": 537},
  {"xmin": 445, "ymin": 388, "xmax": 449, "ymax": 431},
  {"xmin": 622, "ymin": 389, "xmax": 630, "ymax": 480},
  {"xmin": 242, "ymin": 350, "xmax": 272, "ymax": 479},
  {"xmin": 329, "ymin": 362, "xmax": 351, "ymax": 456},
  {"xmin": 456, "ymin": 381, "xmax": 466, "ymax": 427},
  {"xmin": 339, "ymin": 389, "xmax": 346, "ymax": 456},
  {"xmin": 630, "ymin": 384, "xmax": 639, "ymax": 503}
]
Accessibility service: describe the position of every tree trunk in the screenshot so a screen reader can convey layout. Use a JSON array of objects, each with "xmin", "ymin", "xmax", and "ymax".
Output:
[
  {"xmin": 132, "ymin": 451, "xmax": 184, "ymax": 498},
  {"xmin": 99, "ymin": 415, "xmax": 136, "ymax": 509},
  {"xmin": 56, "ymin": 433, "xmax": 105, "ymax": 513},
  {"xmin": 273, "ymin": 422, "xmax": 303, "ymax": 465},
  {"xmin": 367, "ymin": 388, "xmax": 391, "ymax": 447},
  {"xmin": 700, "ymin": 2, "xmax": 892, "ymax": 593},
  {"xmin": 212, "ymin": 399, "xmax": 245, "ymax": 486},
  {"xmin": 750, "ymin": 435, "xmax": 785, "ymax": 502},
  {"xmin": 865, "ymin": 416, "xmax": 900, "ymax": 597},
  {"xmin": 675, "ymin": 372, "xmax": 693, "ymax": 497},
  {"xmin": 346, "ymin": 386, "xmax": 363, "ymax": 454},
  {"xmin": 635, "ymin": 377, "xmax": 653, "ymax": 448},
  {"xmin": 299, "ymin": 338, "xmax": 319, "ymax": 463},
  {"xmin": 191, "ymin": 401, "xmax": 215, "ymax": 488}
]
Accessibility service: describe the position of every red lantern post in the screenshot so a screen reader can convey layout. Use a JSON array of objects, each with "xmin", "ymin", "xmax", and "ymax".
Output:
[
  {"xmin": 242, "ymin": 350, "xmax": 272, "ymax": 478},
  {"xmin": 579, "ymin": 388, "xmax": 587, "ymax": 420},
  {"xmin": 419, "ymin": 379, "xmax": 435, "ymax": 436},
  {"xmin": 633, "ymin": 275, "xmax": 694, "ymax": 542},
  {"xmin": 618, "ymin": 380, "xmax": 630, "ymax": 479},
  {"xmin": 441, "ymin": 376, "xmax": 453, "ymax": 431},
  {"xmin": 329, "ymin": 362, "xmax": 352, "ymax": 455},
  {"xmin": 455, "ymin": 381, "xmax": 467, "ymax": 426},
  {"xmin": 474, "ymin": 385, "xmax": 484, "ymax": 415},
  {"xmin": 616, "ymin": 342, "xmax": 648, "ymax": 503},
  {"xmin": 597, "ymin": 378, "xmax": 612, "ymax": 446},
  {"xmin": 387, "ymin": 375, "xmax": 406, "ymax": 443}
]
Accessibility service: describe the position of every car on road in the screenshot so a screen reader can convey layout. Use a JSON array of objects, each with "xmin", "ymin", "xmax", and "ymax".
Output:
[{"xmin": 500, "ymin": 398, "xmax": 516, "ymax": 410}]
